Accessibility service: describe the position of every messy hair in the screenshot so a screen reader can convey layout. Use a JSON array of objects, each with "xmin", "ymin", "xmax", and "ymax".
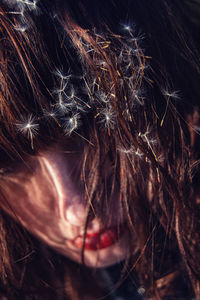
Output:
[{"xmin": 0, "ymin": 0, "xmax": 200, "ymax": 299}]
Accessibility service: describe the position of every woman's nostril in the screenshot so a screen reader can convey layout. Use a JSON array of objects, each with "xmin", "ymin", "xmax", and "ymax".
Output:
[{"xmin": 66, "ymin": 203, "xmax": 87, "ymax": 226}]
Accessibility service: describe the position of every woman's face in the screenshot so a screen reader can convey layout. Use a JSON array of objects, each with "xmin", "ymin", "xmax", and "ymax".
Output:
[{"xmin": 1, "ymin": 143, "xmax": 128, "ymax": 268}]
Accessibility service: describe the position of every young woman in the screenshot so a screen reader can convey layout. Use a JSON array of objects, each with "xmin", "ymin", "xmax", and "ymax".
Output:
[{"xmin": 0, "ymin": 0, "xmax": 200, "ymax": 299}]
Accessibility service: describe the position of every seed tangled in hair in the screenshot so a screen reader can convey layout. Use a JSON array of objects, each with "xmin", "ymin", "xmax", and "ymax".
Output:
[
  {"xmin": 16, "ymin": 114, "xmax": 39, "ymax": 148},
  {"xmin": 63, "ymin": 113, "xmax": 81, "ymax": 135},
  {"xmin": 98, "ymin": 108, "xmax": 116, "ymax": 129},
  {"xmin": 161, "ymin": 89, "xmax": 180, "ymax": 100},
  {"xmin": 2, "ymin": 0, "xmax": 40, "ymax": 33},
  {"xmin": 6, "ymin": 0, "xmax": 39, "ymax": 11}
]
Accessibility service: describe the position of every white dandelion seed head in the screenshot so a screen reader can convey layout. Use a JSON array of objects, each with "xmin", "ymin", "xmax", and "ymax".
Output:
[
  {"xmin": 14, "ymin": 24, "xmax": 28, "ymax": 32},
  {"xmin": 4, "ymin": 5, "xmax": 25, "ymax": 18},
  {"xmin": 62, "ymin": 85, "xmax": 90, "ymax": 113},
  {"xmin": 53, "ymin": 81, "xmax": 69, "ymax": 95},
  {"xmin": 66, "ymin": 86, "xmax": 76, "ymax": 100},
  {"xmin": 161, "ymin": 89, "xmax": 180, "ymax": 99},
  {"xmin": 157, "ymin": 154, "xmax": 165, "ymax": 164},
  {"xmin": 54, "ymin": 69, "xmax": 72, "ymax": 81},
  {"xmin": 43, "ymin": 108, "xmax": 57, "ymax": 119},
  {"xmin": 99, "ymin": 108, "xmax": 115, "ymax": 129},
  {"xmin": 128, "ymin": 31, "xmax": 145, "ymax": 43},
  {"xmin": 139, "ymin": 125, "xmax": 151, "ymax": 139},
  {"xmin": 117, "ymin": 146, "xmax": 134, "ymax": 154},
  {"xmin": 63, "ymin": 113, "xmax": 81, "ymax": 135},
  {"xmin": 53, "ymin": 71, "xmax": 81, "ymax": 115},
  {"xmin": 16, "ymin": 114, "xmax": 39, "ymax": 139},
  {"xmin": 139, "ymin": 126, "xmax": 158, "ymax": 146},
  {"xmin": 124, "ymin": 25, "xmax": 131, "ymax": 31},
  {"xmin": 117, "ymin": 145, "xmax": 144, "ymax": 158},
  {"xmin": 121, "ymin": 23, "xmax": 136, "ymax": 35},
  {"xmin": 134, "ymin": 149, "xmax": 144, "ymax": 158},
  {"xmin": 16, "ymin": 0, "xmax": 38, "ymax": 11},
  {"xmin": 133, "ymin": 89, "xmax": 145, "ymax": 106},
  {"xmin": 18, "ymin": 6, "xmax": 25, "ymax": 17},
  {"xmin": 54, "ymin": 101, "xmax": 72, "ymax": 115},
  {"xmin": 3, "ymin": 0, "xmax": 39, "ymax": 24}
]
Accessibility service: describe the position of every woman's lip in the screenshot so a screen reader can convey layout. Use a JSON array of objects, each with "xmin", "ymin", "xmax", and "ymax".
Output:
[{"xmin": 73, "ymin": 225, "xmax": 125, "ymax": 250}]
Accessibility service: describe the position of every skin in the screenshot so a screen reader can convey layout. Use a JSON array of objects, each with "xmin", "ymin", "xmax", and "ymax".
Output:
[{"xmin": 0, "ymin": 143, "xmax": 128, "ymax": 268}]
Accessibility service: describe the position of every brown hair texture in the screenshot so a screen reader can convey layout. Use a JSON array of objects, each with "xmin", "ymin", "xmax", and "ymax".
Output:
[{"xmin": 0, "ymin": 0, "xmax": 200, "ymax": 299}]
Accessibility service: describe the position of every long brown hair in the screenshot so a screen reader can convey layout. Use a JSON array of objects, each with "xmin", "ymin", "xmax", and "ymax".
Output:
[{"xmin": 0, "ymin": 0, "xmax": 200, "ymax": 299}]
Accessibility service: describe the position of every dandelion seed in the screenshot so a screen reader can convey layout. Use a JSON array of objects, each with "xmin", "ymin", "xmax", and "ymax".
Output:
[
  {"xmin": 118, "ymin": 145, "xmax": 144, "ymax": 158},
  {"xmin": 139, "ymin": 127, "xmax": 158, "ymax": 161},
  {"xmin": 129, "ymin": 32, "xmax": 145, "ymax": 43},
  {"xmin": 53, "ymin": 81, "xmax": 68, "ymax": 95},
  {"xmin": 124, "ymin": 25, "xmax": 131, "ymax": 31},
  {"xmin": 43, "ymin": 108, "xmax": 57, "ymax": 119},
  {"xmin": 82, "ymin": 76, "xmax": 94, "ymax": 97},
  {"xmin": 134, "ymin": 149, "xmax": 144, "ymax": 158},
  {"xmin": 161, "ymin": 89, "xmax": 180, "ymax": 99},
  {"xmin": 96, "ymin": 91, "xmax": 110, "ymax": 104},
  {"xmin": 117, "ymin": 146, "xmax": 134, "ymax": 154},
  {"xmin": 63, "ymin": 113, "xmax": 81, "ymax": 135},
  {"xmin": 133, "ymin": 89, "xmax": 145, "ymax": 106},
  {"xmin": 53, "ymin": 70, "xmax": 73, "ymax": 114},
  {"xmin": 4, "ymin": 7, "xmax": 25, "ymax": 18},
  {"xmin": 139, "ymin": 126, "xmax": 156, "ymax": 143},
  {"xmin": 16, "ymin": 114, "xmax": 39, "ymax": 137},
  {"xmin": 16, "ymin": 114, "xmax": 39, "ymax": 148},
  {"xmin": 126, "ymin": 87, "xmax": 146, "ymax": 106},
  {"xmin": 64, "ymin": 86, "xmax": 88, "ymax": 111},
  {"xmin": 160, "ymin": 98, "xmax": 170, "ymax": 127},
  {"xmin": 16, "ymin": 0, "xmax": 38, "ymax": 10},
  {"xmin": 4, "ymin": 10, "xmax": 23, "ymax": 16},
  {"xmin": 54, "ymin": 69, "xmax": 71, "ymax": 81},
  {"xmin": 14, "ymin": 24, "xmax": 27, "ymax": 32},
  {"xmin": 121, "ymin": 23, "xmax": 136, "ymax": 36},
  {"xmin": 160, "ymin": 89, "xmax": 179, "ymax": 126},
  {"xmin": 139, "ymin": 128, "xmax": 157, "ymax": 145},
  {"xmin": 43, "ymin": 108, "xmax": 61, "ymax": 127},
  {"xmin": 157, "ymin": 154, "xmax": 165, "ymax": 163},
  {"xmin": 99, "ymin": 108, "xmax": 115, "ymax": 129},
  {"xmin": 54, "ymin": 88, "xmax": 68, "ymax": 111},
  {"xmin": 54, "ymin": 101, "xmax": 71, "ymax": 115},
  {"xmin": 132, "ymin": 47, "xmax": 144, "ymax": 58},
  {"xmin": 65, "ymin": 86, "xmax": 76, "ymax": 100}
]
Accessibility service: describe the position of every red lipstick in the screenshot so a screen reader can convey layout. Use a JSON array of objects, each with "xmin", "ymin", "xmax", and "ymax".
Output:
[{"xmin": 73, "ymin": 226, "xmax": 124, "ymax": 250}]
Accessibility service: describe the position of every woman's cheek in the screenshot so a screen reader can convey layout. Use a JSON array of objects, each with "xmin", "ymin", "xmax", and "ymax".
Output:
[{"xmin": 0, "ymin": 150, "xmax": 128, "ymax": 267}]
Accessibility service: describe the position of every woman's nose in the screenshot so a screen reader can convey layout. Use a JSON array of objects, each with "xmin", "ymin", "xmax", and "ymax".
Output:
[{"xmin": 66, "ymin": 202, "xmax": 88, "ymax": 226}]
